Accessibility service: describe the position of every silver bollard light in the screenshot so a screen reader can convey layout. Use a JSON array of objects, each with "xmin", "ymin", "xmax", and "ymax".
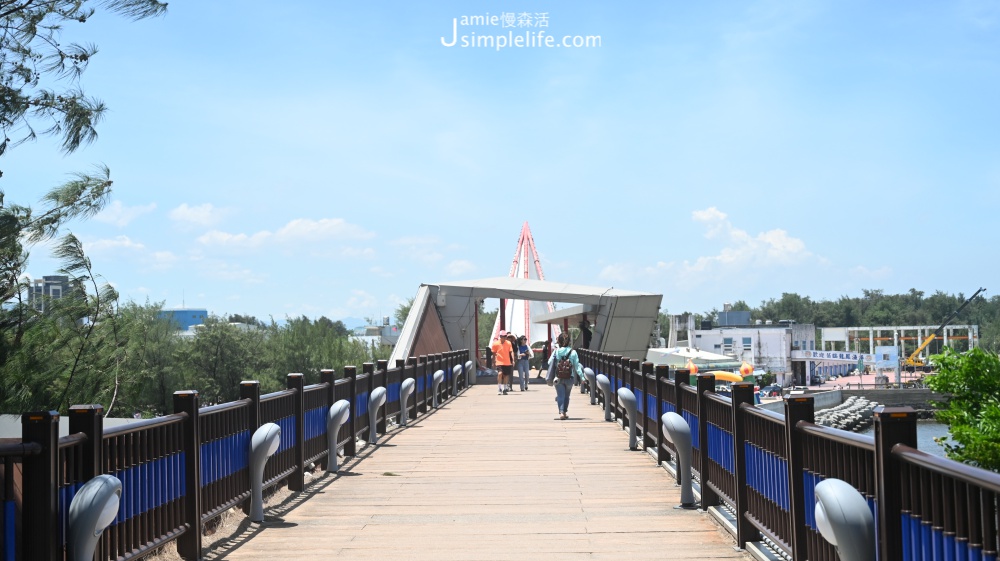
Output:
[
  {"xmin": 815, "ymin": 478, "xmax": 876, "ymax": 561},
  {"xmin": 326, "ymin": 399, "xmax": 351, "ymax": 473},
  {"xmin": 661, "ymin": 412, "xmax": 697, "ymax": 509},
  {"xmin": 465, "ymin": 360, "xmax": 474, "ymax": 386},
  {"xmin": 616, "ymin": 388, "xmax": 639, "ymax": 450},
  {"xmin": 432, "ymin": 369, "xmax": 445, "ymax": 407},
  {"xmin": 596, "ymin": 374, "xmax": 613, "ymax": 421},
  {"xmin": 67, "ymin": 474, "xmax": 121, "ymax": 561},
  {"xmin": 399, "ymin": 378, "xmax": 415, "ymax": 426},
  {"xmin": 250, "ymin": 422, "xmax": 281, "ymax": 522},
  {"xmin": 583, "ymin": 368, "xmax": 598, "ymax": 405},
  {"xmin": 452, "ymin": 363, "xmax": 462, "ymax": 395},
  {"xmin": 369, "ymin": 386, "xmax": 387, "ymax": 445}
]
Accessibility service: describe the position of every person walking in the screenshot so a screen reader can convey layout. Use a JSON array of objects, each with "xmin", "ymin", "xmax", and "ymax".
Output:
[
  {"xmin": 505, "ymin": 332, "xmax": 518, "ymax": 392},
  {"xmin": 491, "ymin": 330, "xmax": 513, "ymax": 395},
  {"xmin": 516, "ymin": 335, "xmax": 534, "ymax": 391},
  {"xmin": 545, "ymin": 332, "xmax": 581, "ymax": 419}
]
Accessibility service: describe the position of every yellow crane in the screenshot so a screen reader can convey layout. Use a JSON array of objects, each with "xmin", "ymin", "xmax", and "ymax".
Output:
[{"xmin": 902, "ymin": 287, "xmax": 987, "ymax": 369}]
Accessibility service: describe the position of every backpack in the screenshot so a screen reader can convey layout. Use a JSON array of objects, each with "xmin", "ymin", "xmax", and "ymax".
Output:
[{"xmin": 555, "ymin": 351, "xmax": 574, "ymax": 379}]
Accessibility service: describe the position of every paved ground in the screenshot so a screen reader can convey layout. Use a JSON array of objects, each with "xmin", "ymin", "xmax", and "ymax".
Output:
[{"xmin": 209, "ymin": 376, "xmax": 747, "ymax": 560}]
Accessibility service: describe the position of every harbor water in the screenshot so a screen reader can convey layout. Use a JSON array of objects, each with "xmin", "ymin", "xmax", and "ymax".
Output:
[{"xmin": 861, "ymin": 422, "xmax": 951, "ymax": 458}]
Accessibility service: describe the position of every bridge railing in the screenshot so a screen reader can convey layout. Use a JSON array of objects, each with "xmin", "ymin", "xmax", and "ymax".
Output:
[
  {"xmin": 1, "ymin": 349, "xmax": 470, "ymax": 561},
  {"xmin": 577, "ymin": 348, "xmax": 1000, "ymax": 561}
]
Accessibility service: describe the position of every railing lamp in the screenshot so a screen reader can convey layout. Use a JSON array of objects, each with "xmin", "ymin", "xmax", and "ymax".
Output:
[
  {"xmin": 583, "ymin": 367, "xmax": 598, "ymax": 405},
  {"xmin": 596, "ymin": 374, "xmax": 613, "ymax": 421},
  {"xmin": 249, "ymin": 422, "xmax": 281, "ymax": 522},
  {"xmin": 326, "ymin": 399, "xmax": 351, "ymax": 473},
  {"xmin": 661, "ymin": 412, "xmax": 697, "ymax": 509},
  {"xmin": 432, "ymin": 370, "xmax": 444, "ymax": 407},
  {"xmin": 399, "ymin": 378, "xmax": 415, "ymax": 426},
  {"xmin": 814, "ymin": 478, "xmax": 875, "ymax": 561},
  {"xmin": 616, "ymin": 388, "xmax": 639, "ymax": 450},
  {"xmin": 368, "ymin": 386, "xmax": 387, "ymax": 445},
  {"xmin": 67, "ymin": 474, "xmax": 121, "ymax": 561}
]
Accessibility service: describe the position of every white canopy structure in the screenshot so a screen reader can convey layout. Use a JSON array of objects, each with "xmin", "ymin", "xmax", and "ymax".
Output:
[{"xmin": 390, "ymin": 277, "xmax": 662, "ymax": 366}]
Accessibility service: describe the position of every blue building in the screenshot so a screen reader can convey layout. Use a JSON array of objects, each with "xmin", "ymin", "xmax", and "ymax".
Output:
[{"xmin": 158, "ymin": 308, "xmax": 208, "ymax": 331}]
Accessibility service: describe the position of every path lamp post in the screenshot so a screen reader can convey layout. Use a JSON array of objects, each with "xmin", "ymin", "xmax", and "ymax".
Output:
[
  {"xmin": 661, "ymin": 412, "xmax": 697, "ymax": 509},
  {"xmin": 326, "ymin": 400, "xmax": 351, "ymax": 473},
  {"xmin": 399, "ymin": 378, "xmax": 415, "ymax": 426},
  {"xmin": 583, "ymin": 367, "xmax": 598, "ymax": 405},
  {"xmin": 67, "ymin": 475, "xmax": 121, "ymax": 561},
  {"xmin": 616, "ymin": 388, "xmax": 639, "ymax": 450},
  {"xmin": 432, "ymin": 370, "xmax": 445, "ymax": 407},
  {"xmin": 368, "ymin": 387, "xmax": 387, "ymax": 445},
  {"xmin": 815, "ymin": 478, "xmax": 876, "ymax": 561},
  {"xmin": 249, "ymin": 423, "xmax": 281, "ymax": 522},
  {"xmin": 596, "ymin": 374, "xmax": 613, "ymax": 421}
]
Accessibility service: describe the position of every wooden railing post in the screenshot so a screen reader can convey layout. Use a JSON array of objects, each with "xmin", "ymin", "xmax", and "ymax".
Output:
[
  {"xmin": 418, "ymin": 356, "xmax": 428, "ymax": 414},
  {"xmin": 362, "ymin": 362, "xmax": 376, "ymax": 443},
  {"xmin": 874, "ymin": 406, "xmax": 917, "ymax": 561},
  {"xmin": 696, "ymin": 374, "xmax": 718, "ymax": 510},
  {"xmin": 405, "ymin": 357, "xmax": 417, "ymax": 420},
  {"xmin": 613, "ymin": 355, "xmax": 625, "ymax": 421},
  {"xmin": 69, "ymin": 404, "xmax": 104, "ymax": 480},
  {"xmin": 673, "ymin": 368, "xmax": 689, "ymax": 415},
  {"xmin": 320, "ymin": 369, "xmax": 336, "ymax": 409},
  {"xmin": 640, "ymin": 361, "xmax": 653, "ymax": 450},
  {"xmin": 784, "ymin": 395, "xmax": 814, "ymax": 561},
  {"xmin": 730, "ymin": 382, "xmax": 760, "ymax": 549},
  {"xmin": 655, "ymin": 365, "xmax": 670, "ymax": 465},
  {"xmin": 287, "ymin": 373, "xmax": 306, "ymax": 491},
  {"xmin": 21, "ymin": 410, "xmax": 59, "ymax": 561},
  {"xmin": 376, "ymin": 360, "xmax": 388, "ymax": 433},
  {"xmin": 344, "ymin": 366, "xmax": 358, "ymax": 456},
  {"xmin": 240, "ymin": 381, "xmax": 261, "ymax": 430},
  {"xmin": 239, "ymin": 381, "xmax": 261, "ymax": 513},
  {"xmin": 173, "ymin": 391, "xmax": 202, "ymax": 561}
]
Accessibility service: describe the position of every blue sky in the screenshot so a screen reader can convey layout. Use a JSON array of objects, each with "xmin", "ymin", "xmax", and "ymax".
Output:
[{"xmin": 10, "ymin": 1, "xmax": 1000, "ymax": 322}]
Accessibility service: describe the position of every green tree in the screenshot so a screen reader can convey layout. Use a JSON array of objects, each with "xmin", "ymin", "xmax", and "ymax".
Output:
[
  {"xmin": 395, "ymin": 297, "xmax": 415, "ymax": 328},
  {"xmin": 478, "ymin": 304, "xmax": 498, "ymax": 351},
  {"xmin": 0, "ymin": 0, "xmax": 167, "ymax": 413},
  {"xmin": 925, "ymin": 347, "xmax": 1000, "ymax": 471}
]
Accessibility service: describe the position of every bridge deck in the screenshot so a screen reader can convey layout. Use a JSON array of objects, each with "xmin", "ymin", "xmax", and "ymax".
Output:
[{"xmin": 211, "ymin": 379, "xmax": 747, "ymax": 560}]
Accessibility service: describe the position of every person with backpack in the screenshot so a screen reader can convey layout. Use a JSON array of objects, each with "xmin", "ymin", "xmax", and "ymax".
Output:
[
  {"xmin": 545, "ymin": 332, "xmax": 581, "ymax": 420},
  {"xmin": 516, "ymin": 335, "xmax": 533, "ymax": 391}
]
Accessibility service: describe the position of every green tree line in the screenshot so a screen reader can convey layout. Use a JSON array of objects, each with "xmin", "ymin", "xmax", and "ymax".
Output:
[
  {"xmin": 680, "ymin": 288, "xmax": 999, "ymax": 352},
  {"xmin": 1, "ymin": 297, "xmax": 389, "ymax": 416}
]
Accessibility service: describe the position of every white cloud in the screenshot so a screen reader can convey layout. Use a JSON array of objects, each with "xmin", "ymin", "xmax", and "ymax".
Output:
[
  {"xmin": 274, "ymin": 218, "xmax": 375, "ymax": 242},
  {"xmin": 198, "ymin": 218, "xmax": 374, "ymax": 249},
  {"xmin": 682, "ymin": 207, "xmax": 812, "ymax": 274},
  {"xmin": 169, "ymin": 203, "xmax": 229, "ymax": 227},
  {"xmin": 341, "ymin": 247, "xmax": 376, "ymax": 258},
  {"xmin": 146, "ymin": 251, "xmax": 179, "ymax": 272},
  {"xmin": 445, "ymin": 259, "xmax": 476, "ymax": 277},
  {"xmin": 346, "ymin": 289, "xmax": 377, "ymax": 310},
  {"xmin": 389, "ymin": 235, "xmax": 444, "ymax": 264},
  {"xmin": 598, "ymin": 263, "xmax": 632, "ymax": 283},
  {"xmin": 851, "ymin": 265, "xmax": 892, "ymax": 279},
  {"xmin": 197, "ymin": 259, "xmax": 267, "ymax": 284},
  {"xmin": 95, "ymin": 201, "xmax": 156, "ymax": 227},
  {"xmin": 86, "ymin": 235, "xmax": 146, "ymax": 253}
]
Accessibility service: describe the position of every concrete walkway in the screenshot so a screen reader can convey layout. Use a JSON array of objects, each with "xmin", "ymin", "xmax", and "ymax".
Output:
[{"xmin": 210, "ymin": 378, "xmax": 747, "ymax": 560}]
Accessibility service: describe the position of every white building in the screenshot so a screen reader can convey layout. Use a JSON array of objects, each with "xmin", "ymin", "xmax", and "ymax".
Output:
[{"xmin": 690, "ymin": 321, "xmax": 816, "ymax": 386}]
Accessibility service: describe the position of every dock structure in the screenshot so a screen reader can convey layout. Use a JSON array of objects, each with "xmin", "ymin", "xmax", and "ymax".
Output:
[{"xmin": 210, "ymin": 381, "xmax": 745, "ymax": 561}]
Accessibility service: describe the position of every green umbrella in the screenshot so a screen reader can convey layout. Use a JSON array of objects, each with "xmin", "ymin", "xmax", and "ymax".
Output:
[{"xmin": 858, "ymin": 356, "xmax": 865, "ymax": 374}]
